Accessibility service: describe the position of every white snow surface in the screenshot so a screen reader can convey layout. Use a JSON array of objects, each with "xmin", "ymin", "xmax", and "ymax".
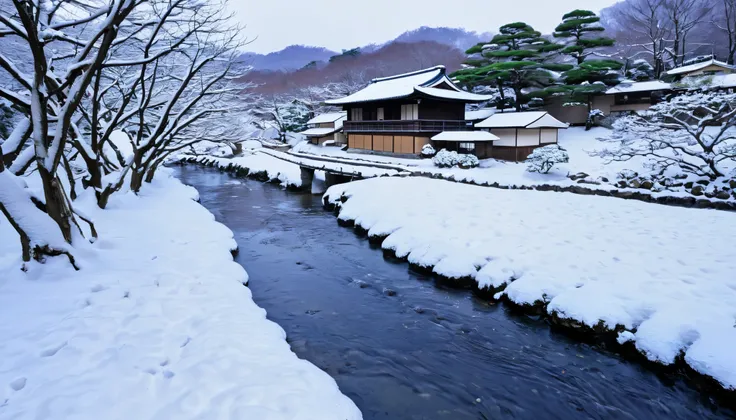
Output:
[
  {"xmin": 290, "ymin": 127, "xmax": 736, "ymax": 205},
  {"xmin": 0, "ymin": 169, "xmax": 361, "ymax": 419},
  {"xmin": 324, "ymin": 176, "xmax": 736, "ymax": 390},
  {"xmin": 325, "ymin": 66, "xmax": 490, "ymax": 105},
  {"xmin": 465, "ymin": 108, "xmax": 496, "ymax": 121},
  {"xmin": 300, "ymin": 127, "xmax": 339, "ymax": 137},
  {"xmin": 431, "ymin": 131, "xmax": 499, "ymax": 142},
  {"xmin": 188, "ymin": 150, "xmax": 304, "ymax": 188},
  {"xmin": 413, "ymin": 86, "xmax": 492, "ymax": 102},
  {"xmin": 325, "ymin": 67, "xmax": 445, "ymax": 105},
  {"xmin": 306, "ymin": 112, "xmax": 346, "ymax": 125},
  {"xmin": 665, "ymin": 59, "xmax": 733, "ymax": 76},
  {"xmin": 606, "ymin": 80, "xmax": 672, "ymax": 94},
  {"xmin": 476, "ymin": 111, "xmax": 567, "ymax": 129}
]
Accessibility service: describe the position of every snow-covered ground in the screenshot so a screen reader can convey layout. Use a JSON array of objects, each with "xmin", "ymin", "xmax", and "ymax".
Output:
[
  {"xmin": 0, "ymin": 169, "xmax": 361, "ymax": 419},
  {"xmin": 182, "ymin": 149, "xmax": 305, "ymax": 188},
  {"xmin": 324, "ymin": 176, "xmax": 736, "ymax": 391},
  {"xmin": 293, "ymin": 128, "xmax": 736, "ymax": 202}
]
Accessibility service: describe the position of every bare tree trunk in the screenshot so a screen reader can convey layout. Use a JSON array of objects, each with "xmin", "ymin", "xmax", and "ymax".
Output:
[
  {"xmin": 144, "ymin": 162, "xmax": 160, "ymax": 183},
  {"xmin": 130, "ymin": 168, "xmax": 145, "ymax": 193},
  {"xmin": 513, "ymin": 86, "xmax": 523, "ymax": 112},
  {"xmin": 38, "ymin": 167, "xmax": 75, "ymax": 243}
]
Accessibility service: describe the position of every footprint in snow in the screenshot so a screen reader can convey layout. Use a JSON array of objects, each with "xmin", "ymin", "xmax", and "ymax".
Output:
[
  {"xmin": 90, "ymin": 284, "xmax": 106, "ymax": 293},
  {"xmin": 9, "ymin": 377, "xmax": 26, "ymax": 391},
  {"xmin": 180, "ymin": 336, "xmax": 191, "ymax": 348},
  {"xmin": 40, "ymin": 341, "xmax": 67, "ymax": 358}
]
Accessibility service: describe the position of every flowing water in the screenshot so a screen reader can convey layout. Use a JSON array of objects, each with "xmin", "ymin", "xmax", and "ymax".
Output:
[{"xmin": 175, "ymin": 165, "xmax": 733, "ymax": 420}]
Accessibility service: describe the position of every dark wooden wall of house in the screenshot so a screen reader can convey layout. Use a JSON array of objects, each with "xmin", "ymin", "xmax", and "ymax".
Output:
[
  {"xmin": 344, "ymin": 99, "xmax": 465, "ymax": 121},
  {"xmin": 344, "ymin": 101, "xmax": 402, "ymax": 121},
  {"xmin": 418, "ymin": 100, "xmax": 464, "ymax": 120}
]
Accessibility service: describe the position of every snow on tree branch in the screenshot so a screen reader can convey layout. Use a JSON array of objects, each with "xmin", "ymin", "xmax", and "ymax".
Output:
[{"xmin": 595, "ymin": 90, "xmax": 736, "ymax": 180}]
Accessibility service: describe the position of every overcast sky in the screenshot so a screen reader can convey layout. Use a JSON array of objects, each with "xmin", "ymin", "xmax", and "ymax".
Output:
[{"xmin": 230, "ymin": 0, "xmax": 621, "ymax": 54}]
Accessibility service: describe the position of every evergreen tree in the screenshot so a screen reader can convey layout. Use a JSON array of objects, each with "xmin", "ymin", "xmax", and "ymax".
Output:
[
  {"xmin": 530, "ymin": 10, "xmax": 622, "ymax": 120},
  {"xmin": 453, "ymin": 22, "xmax": 567, "ymax": 111},
  {"xmin": 553, "ymin": 10, "xmax": 614, "ymax": 65}
]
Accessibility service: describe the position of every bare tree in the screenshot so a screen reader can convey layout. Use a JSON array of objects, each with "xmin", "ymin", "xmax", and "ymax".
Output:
[
  {"xmin": 0, "ymin": 0, "xmax": 248, "ymax": 265},
  {"xmin": 0, "ymin": 0, "xmax": 141, "ymax": 264},
  {"xmin": 716, "ymin": 0, "xmax": 736, "ymax": 64},
  {"xmin": 662, "ymin": 0, "xmax": 710, "ymax": 67},
  {"xmin": 596, "ymin": 91, "xmax": 736, "ymax": 180},
  {"xmin": 620, "ymin": 0, "xmax": 670, "ymax": 78}
]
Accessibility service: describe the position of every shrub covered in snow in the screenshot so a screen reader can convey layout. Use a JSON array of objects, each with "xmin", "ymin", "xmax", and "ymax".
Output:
[
  {"xmin": 458, "ymin": 154, "xmax": 480, "ymax": 168},
  {"xmin": 586, "ymin": 108, "xmax": 606, "ymax": 130},
  {"xmin": 432, "ymin": 149, "xmax": 460, "ymax": 168},
  {"xmin": 526, "ymin": 145, "xmax": 570, "ymax": 174},
  {"xmin": 421, "ymin": 144, "xmax": 437, "ymax": 158},
  {"xmin": 432, "ymin": 149, "xmax": 479, "ymax": 168}
]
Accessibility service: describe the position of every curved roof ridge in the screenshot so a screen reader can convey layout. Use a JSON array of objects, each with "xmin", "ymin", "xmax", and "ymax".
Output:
[{"xmin": 371, "ymin": 65, "xmax": 446, "ymax": 84}]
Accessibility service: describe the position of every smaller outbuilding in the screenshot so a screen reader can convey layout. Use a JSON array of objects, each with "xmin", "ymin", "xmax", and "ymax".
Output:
[
  {"xmin": 475, "ymin": 111, "xmax": 568, "ymax": 161},
  {"xmin": 431, "ymin": 131, "xmax": 499, "ymax": 158},
  {"xmin": 300, "ymin": 112, "xmax": 347, "ymax": 146}
]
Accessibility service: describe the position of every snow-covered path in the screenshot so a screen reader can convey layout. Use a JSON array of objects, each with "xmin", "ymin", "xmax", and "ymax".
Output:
[
  {"xmin": 324, "ymin": 176, "xmax": 736, "ymax": 391},
  {"xmin": 0, "ymin": 170, "xmax": 360, "ymax": 419}
]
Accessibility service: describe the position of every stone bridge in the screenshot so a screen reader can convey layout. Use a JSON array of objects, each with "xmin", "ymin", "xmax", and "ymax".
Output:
[{"xmin": 258, "ymin": 149, "xmax": 412, "ymax": 191}]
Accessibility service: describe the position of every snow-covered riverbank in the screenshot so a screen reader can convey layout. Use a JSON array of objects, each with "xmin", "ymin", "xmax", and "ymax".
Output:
[
  {"xmin": 179, "ymin": 150, "xmax": 304, "ymax": 189},
  {"xmin": 324, "ymin": 176, "xmax": 736, "ymax": 392},
  {"xmin": 0, "ymin": 169, "xmax": 361, "ymax": 419},
  {"xmin": 295, "ymin": 128, "xmax": 736, "ymax": 210}
]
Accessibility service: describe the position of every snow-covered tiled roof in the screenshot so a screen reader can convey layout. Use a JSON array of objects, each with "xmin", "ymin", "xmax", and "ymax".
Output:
[
  {"xmin": 665, "ymin": 59, "xmax": 734, "ymax": 76},
  {"xmin": 414, "ymin": 86, "xmax": 493, "ymax": 102},
  {"xmin": 306, "ymin": 112, "xmax": 346, "ymax": 125},
  {"xmin": 300, "ymin": 127, "xmax": 340, "ymax": 137},
  {"xmin": 465, "ymin": 108, "xmax": 496, "ymax": 121},
  {"xmin": 605, "ymin": 80, "xmax": 672, "ymax": 94},
  {"xmin": 475, "ymin": 111, "xmax": 568, "ymax": 129},
  {"xmin": 431, "ymin": 131, "xmax": 499, "ymax": 142},
  {"xmin": 325, "ymin": 66, "xmax": 492, "ymax": 105}
]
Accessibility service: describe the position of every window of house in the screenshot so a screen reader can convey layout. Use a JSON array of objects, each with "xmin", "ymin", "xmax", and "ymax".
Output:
[
  {"xmin": 400, "ymin": 104, "xmax": 419, "ymax": 120},
  {"xmin": 377, "ymin": 107, "xmax": 385, "ymax": 121},
  {"xmin": 459, "ymin": 142, "xmax": 475, "ymax": 154},
  {"xmin": 351, "ymin": 108, "xmax": 363, "ymax": 121}
]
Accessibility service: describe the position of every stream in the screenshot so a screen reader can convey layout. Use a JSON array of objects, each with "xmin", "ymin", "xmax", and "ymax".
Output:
[{"xmin": 175, "ymin": 165, "xmax": 733, "ymax": 420}]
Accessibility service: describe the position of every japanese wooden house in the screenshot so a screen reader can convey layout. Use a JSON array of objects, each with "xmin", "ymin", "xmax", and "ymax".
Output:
[
  {"xmin": 324, "ymin": 66, "xmax": 492, "ymax": 156},
  {"xmin": 300, "ymin": 112, "xmax": 347, "ymax": 145},
  {"xmin": 545, "ymin": 59, "xmax": 736, "ymax": 125},
  {"xmin": 475, "ymin": 111, "xmax": 568, "ymax": 162}
]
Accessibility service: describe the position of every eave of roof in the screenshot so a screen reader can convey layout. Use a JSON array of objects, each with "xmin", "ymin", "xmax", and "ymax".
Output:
[
  {"xmin": 324, "ymin": 66, "xmax": 489, "ymax": 106},
  {"xmin": 306, "ymin": 112, "xmax": 347, "ymax": 125},
  {"xmin": 300, "ymin": 127, "xmax": 341, "ymax": 137},
  {"xmin": 665, "ymin": 59, "xmax": 734, "ymax": 76},
  {"xmin": 431, "ymin": 131, "xmax": 499, "ymax": 142},
  {"xmin": 475, "ymin": 111, "xmax": 568, "ymax": 129}
]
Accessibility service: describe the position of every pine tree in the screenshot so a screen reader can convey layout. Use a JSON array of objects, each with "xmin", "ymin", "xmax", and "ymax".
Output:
[
  {"xmin": 553, "ymin": 10, "xmax": 614, "ymax": 65},
  {"xmin": 453, "ymin": 22, "xmax": 566, "ymax": 112},
  {"xmin": 530, "ymin": 10, "xmax": 622, "ymax": 122}
]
